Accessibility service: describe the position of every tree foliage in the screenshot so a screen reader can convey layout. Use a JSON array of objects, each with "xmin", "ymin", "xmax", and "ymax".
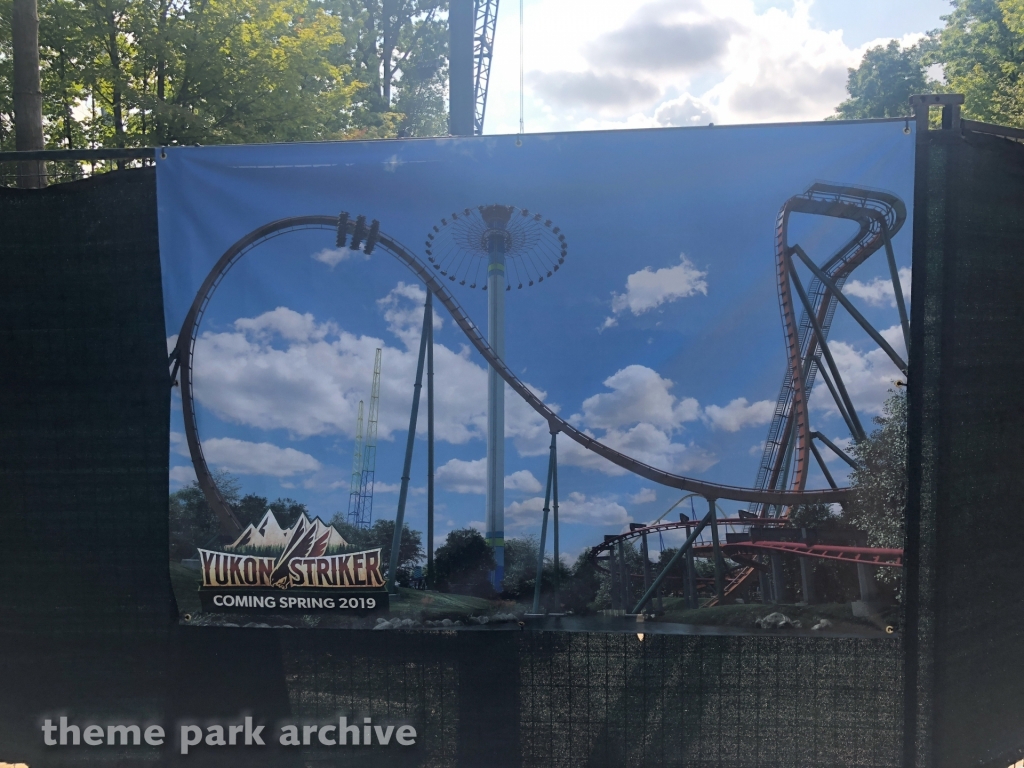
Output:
[
  {"xmin": 834, "ymin": 40, "xmax": 936, "ymax": 119},
  {"xmin": 168, "ymin": 471, "xmax": 240, "ymax": 559},
  {"xmin": 431, "ymin": 528, "xmax": 495, "ymax": 597},
  {"xmin": 935, "ymin": 0, "xmax": 1024, "ymax": 126},
  {"xmin": 0, "ymin": 0, "xmax": 449, "ymax": 150},
  {"xmin": 846, "ymin": 389, "xmax": 908, "ymax": 551},
  {"xmin": 832, "ymin": 0, "xmax": 1024, "ymax": 127},
  {"xmin": 328, "ymin": 516, "xmax": 423, "ymax": 584}
]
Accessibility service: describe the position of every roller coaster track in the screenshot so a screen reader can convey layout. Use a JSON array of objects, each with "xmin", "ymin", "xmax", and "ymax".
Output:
[
  {"xmin": 710, "ymin": 183, "xmax": 907, "ymax": 604},
  {"xmin": 171, "ymin": 213, "xmax": 857, "ymax": 535}
]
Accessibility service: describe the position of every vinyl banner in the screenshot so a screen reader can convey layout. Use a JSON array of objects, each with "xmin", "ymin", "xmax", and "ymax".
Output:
[{"xmin": 157, "ymin": 121, "xmax": 914, "ymax": 633}]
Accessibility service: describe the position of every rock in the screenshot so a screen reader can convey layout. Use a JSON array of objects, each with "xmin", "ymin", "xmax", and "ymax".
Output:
[
  {"xmin": 453, "ymin": 621, "xmax": 463, "ymax": 626},
  {"xmin": 376, "ymin": 617, "xmax": 388, "ymax": 624},
  {"xmin": 373, "ymin": 620, "xmax": 393, "ymax": 630},
  {"xmin": 477, "ymin": 616, "xmax": 489, "ymax": 625},
  {"xmin": 811, "ymin": 619, "xmax": 833, "ymax": 631},
  {"xmin": 755, "ymin": 612, "xmax": 799, "ymax": 630},
  {"xmin": 441, "ymin": 618, "xmax": 453, "ymax": 627}
]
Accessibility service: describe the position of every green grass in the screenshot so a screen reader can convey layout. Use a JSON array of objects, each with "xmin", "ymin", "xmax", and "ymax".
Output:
[{"xmin": 388, "ymin": 587, "xmax": 518, "ymax": 621}]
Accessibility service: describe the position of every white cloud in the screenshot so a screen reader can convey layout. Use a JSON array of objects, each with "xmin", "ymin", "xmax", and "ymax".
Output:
[
  {"xmin": 312, "ymin": 246, "xmax": 361, "ymax": 268},
  {"xmin": 201, "ymin": 437, "xmax": 321, "ymax": 477},
  {"xmin": 629, "ymin": 487, "xmax": 657, "ymax": 505},
  {"xmin": 703, "ymin": 397, "xmax": 774, "ymax": 432},
  {"xmin": 548, "ymin": 364, "xmax": 716, "ymax": 477},
  {"xmin": 558, "ymin": 423, "xmax": 718, "ymax": 477},
  {"xmin": 608, "ymin": 254, "xmax": 708, "ymax": 320},
  {"xmin": 435, "ymin": 457, "xmax": 543, "ymax": 495},
  {"xmin": 574, "ymin": 365, "xmax": 700, "ymax": 431},
  {"xmin": 654, "ymin": 94, "xmax": 715, "ymax": 126},
  {"xmin": 485, "ymin": 0, "xmax": 922, "ymax": 134},
  {"xmin": 844, "ymin": 268, "xmax": 912, "ymax": 308},
  {"xmin": 169, "ymin": 465, "xmax": 197, "ymax": 487},
  {"xmin": 506, "ymin": 491, "xmax": 631, "ymax": 528},
  {"xmin": 506, "ymin": 470, "xmax": 544, "ymax": 493},
  {"xmin": 188, "ymin": 285, "xmax": 547, "ymax": 450}
]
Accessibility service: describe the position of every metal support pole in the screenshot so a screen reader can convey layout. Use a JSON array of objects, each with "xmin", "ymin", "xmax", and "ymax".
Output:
[
  {"xmin": 552, "ymin": 432, "xmax": 560, "ymax": 606},
  {"xmin": 531, "ymin": 433, "xmax": 556, "ymax": 614},
  {"xmin": 388, "ymin": 294, "xmax": 431, "ymax": 594},
  {"xmin": 618, "ymin": 541, "xmax": 630, "ymax": 610},
  {"xmin": 686, "ymin": 543, "xmax": 698, "ymax": 609},
  {"xmin": 640, "ymin": 531, "xmax": 652, "ymax": 609},
  {"xmin": 793, "ymin": 245, "xmax": 908, "ymax": 372},
  {"xmin": 882, "ymin": 224, "xmax": 911, "ymax": 355},
  {"xmin": 771, "ymin": 552, "xmax": 788, "ymax": 603},
  {"xmin": 610, "ymin": 547, "xmax": 620, "ymax": 611},
  {"xmin": 426, "ymin": 292, "xmax": 435, "ymax": 587},
  {"xmin": 857, "ymin": 564, "xmax": 879, "ymax": 604},
  {"xmin": 799, "ymin": 530, "xmax": 817, "ymax": 604},
  {"xmin": 758, "ymin": 560, "xmax": 772, "ymax": 604},
  {"xmin": 448, "ymin": 0, "xmax": 474, "ymax": 136},
  {"xmin": 811, "ymin": 431, "xmax": 859, "ymax": 470},
  {"xmin": 787, "ymin": 254, "xmax": 867, "ymax": 441},
  {"xmin": 709, "ymin": 498, "xmax": 725, "ymax": 604},
  {"xmin": 813, "ymin": 356, "xmax": 860, "ymax": 442},
  {"xmin": 631, "ymin": 509, "xmax": 714, "ymax": 615},
  {"xmin": 809, "ymin": 439, "xmax": 838, "ymax": 489}
]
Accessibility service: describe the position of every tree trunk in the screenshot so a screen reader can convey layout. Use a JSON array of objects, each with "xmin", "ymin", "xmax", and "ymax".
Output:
[
  {"xmin": 382, "ymin": 0, "xmax": 394, "ymax": 106},
  {"xmin": 12, "ymin": 0, "xmax": 47, "ymax": 187}
]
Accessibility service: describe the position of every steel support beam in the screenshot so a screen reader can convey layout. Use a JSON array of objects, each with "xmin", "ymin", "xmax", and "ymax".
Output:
[
  {"xmin": 709, "ymin": 498, "xmax": 725, "ymax": 604},
  {"xmin": 812, "ymin": 431, "xmax": 859, "ymax": 470},
  {"xmin": 787, "ymin": 254, "xmax": 867, "ymax": 441},
  {"xmin": 631, "ymin": 509, "xmax": 713, "ymax": 615},
  {"xmin": 686, "ymin": 544, "xmax": 698, "ymax": 609},
  {"xmin": 809, "ymin": 439, "xmax": 838, "ymax": 489},
  {"xmin": 618, "ymin": 540, "xmax": 631, "ymax": 610},
  {"xmin": 388, "ymin": 294, "xmax": 431, "ymax": 593},
  {"xmin": 882, "ymin": 224, "xmax": 911, "ymax": 355},
  {"xmin": 857, "ymin": 563, "xmax": 879, "ymax": 603},
  {"xmin": 793, "ymin": 245, "xmax": 908, "ymax": 373},
  {"xmin": 552, "ymin": 433, "xmax": 560, "ymax": 604},
  {"xmin": 531, "ymin": 432, "xmax": 556, "ymax": 614},
  {"xmin": 813, "ymin": 355, "xmax": 860, "ymax": 442},
  {"xmin": 426, "ymin": 292, "xmax": 435, "ymax": 587},
  {"xmin": 771, "ymin": 551, "xmax": 789, "ymax": 603}
]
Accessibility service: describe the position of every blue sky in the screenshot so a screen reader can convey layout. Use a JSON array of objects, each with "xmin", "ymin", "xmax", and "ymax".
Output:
[
  {"xmin": 158, "ymin": 120, "xmax": 914, "ymax": 561},
  {"xmin": 484, "ymin": 0, "xmax": 952, "ymax": 134}
]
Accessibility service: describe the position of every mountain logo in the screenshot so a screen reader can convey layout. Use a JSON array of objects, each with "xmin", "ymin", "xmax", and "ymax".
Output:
[{"xmin": 197, "ymin": 511, "xmax": 384, "ymax": 590}]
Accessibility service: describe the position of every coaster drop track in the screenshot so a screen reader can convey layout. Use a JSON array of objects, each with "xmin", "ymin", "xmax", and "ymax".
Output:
[{"xmin": 592, "ymin": 182, "xmax": 909, "ymax": 607}]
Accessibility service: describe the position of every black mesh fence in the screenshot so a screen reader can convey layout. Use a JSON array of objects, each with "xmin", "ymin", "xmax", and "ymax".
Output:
[{"xmin": 8, "ymin": 121, "xmax": 1024, "ymax": 766}]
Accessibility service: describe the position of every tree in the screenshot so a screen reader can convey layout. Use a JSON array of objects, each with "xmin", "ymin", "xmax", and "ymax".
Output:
[
  {"xmin": 846, "ymin": 389, "xmax": 908, "ymax": 552},
  {"xmin": 168, "ymin": 471, "xmax": 240, "ymax": 559},
  {"xmin": 1, "ymin": 0, "xmax": 454, "ymax": 152},
  {"xmin": 234, "ymin": 494, "xmax": 309, "ymax": 529},
  {"xmin": 834, "ymin": 40, "xmax": 935, "ymax": 119},
  {"xmin": 934, "ymin": 0, "xmax": 1024, "ymax": 126},
  {"xmin": 432, "ymin": 528, "xmax": 495, "ymax": 597},
  {"xmin": 327, "ymin": 0, "xmax": 448, "ymax": 138},
  {"xmin": 328, "ymin": 515, "xmax": 423, "ymax": 583}
]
